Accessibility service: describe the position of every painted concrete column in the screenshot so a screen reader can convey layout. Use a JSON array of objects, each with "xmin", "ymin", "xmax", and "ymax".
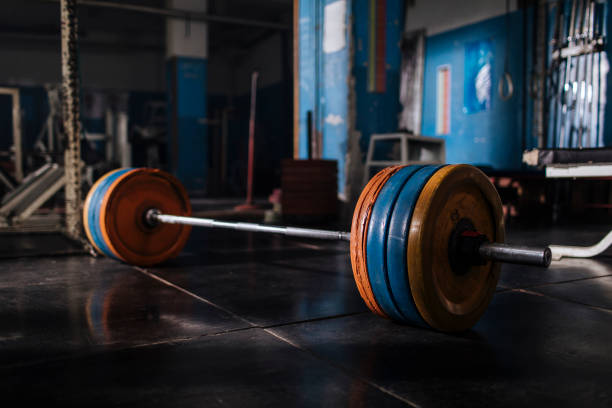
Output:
[
  {"xmin": 166, "ymin": 0, "xmax": 208, "ymax": 193},
  {"xmin": 352, "ymin": 0, "xmax": 404, "ymax": 160},
  {"xmin": 298, "ymin": 0, "xmax": 351, "ymax": 197}
]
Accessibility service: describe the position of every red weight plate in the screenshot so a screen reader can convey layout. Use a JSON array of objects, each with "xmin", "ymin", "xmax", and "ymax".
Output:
[
  {"xmin": 99, "ymin": 168, "xmax": 192, "ymax": 266},
  {"xmin": 350, "ymin": 166, "xmax": 402, "ymax": 318}
]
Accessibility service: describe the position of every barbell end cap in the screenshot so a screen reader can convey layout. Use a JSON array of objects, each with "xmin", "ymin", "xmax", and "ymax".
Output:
[
  {"xmin": 542, "ymin": 247, "xmax": 552, "ymax": 267},
  {"xmin": 144, "ymin": 208, "xmax": 161, "ymax": 228}
]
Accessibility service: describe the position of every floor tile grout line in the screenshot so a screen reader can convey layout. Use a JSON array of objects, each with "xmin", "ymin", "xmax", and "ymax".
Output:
[
  {"xmin": 0, "ymin": 330, "xmax": 250, "ymax": 371},
  {"xmin": 264, "ymin": 261, "xmax": 354, "ymax": 277},
  {"xmin": 511, "ymin": 288, "xmax": 612, "ymax": 314},
  {"xmin": 261, "ymin": 311, "xmax": 369, "ymax": 329},
  {"xmin": 514, "ymin": 272, "xmax": 612, "ymax": 289},
  {"xmin": 133, "ymin": 266, "xmax": 368, "ymax": 330},
  {"xmin": 495, "ymin": 272, "xmax": 612, "ymax": 294},
  {"xmin": 263, "ymin": 328, "xmax": 421, "ymax": 408},
  {"xmin": 0, "ymin": 315, "xmax": 376, "ymax": 372},
  {"xmin": 133, "ymin": 266, "xmax": 417, "ymax": 406},
  {"xmin": 132, "ymin": 266, "xmax": 258, "ymax": 328}
]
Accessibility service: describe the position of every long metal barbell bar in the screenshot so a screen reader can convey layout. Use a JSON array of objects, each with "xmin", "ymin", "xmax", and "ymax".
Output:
[
  {"xmin": 150, "ymin": 211, "xmax": 612, "ymax": 265},
  {"xmin": 148, "ymin": 210, "xmax": 351, "ymax": 241},
  {"xmin": 146, "ymin": 210, "xmax": 553, "ymax": 267}
]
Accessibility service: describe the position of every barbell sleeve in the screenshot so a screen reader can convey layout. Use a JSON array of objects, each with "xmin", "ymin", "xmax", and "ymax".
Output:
[{"xmin": 479, "ymin": 242, "xmax": 552, "ymax": 267}]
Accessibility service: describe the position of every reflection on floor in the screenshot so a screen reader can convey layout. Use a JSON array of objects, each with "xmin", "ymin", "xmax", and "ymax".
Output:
[{"xmin": 1, "ymin": 226, "xmax": 611, "ymax": 406}]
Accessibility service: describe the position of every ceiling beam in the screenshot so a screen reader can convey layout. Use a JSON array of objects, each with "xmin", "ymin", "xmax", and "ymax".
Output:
[{"xmin": 40, "ymin": 0, "xmax": 291, "ymax": 31}]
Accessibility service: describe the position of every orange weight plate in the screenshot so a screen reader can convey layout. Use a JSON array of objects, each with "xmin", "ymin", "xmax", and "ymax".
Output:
[
  {"xmin": 350, "ymin": 166, "xmax": 402, "ymax": 318},
  {"xmin": 99, "ymin": 168, "xmax": 192, "ymax": 266},
  {"xmin": 406, "ymin": 164, "xmax": 504, "ymax": 332}
]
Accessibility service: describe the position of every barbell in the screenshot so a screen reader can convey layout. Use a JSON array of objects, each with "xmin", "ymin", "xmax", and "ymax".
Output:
[{"xmin": 83, "ymin": 164, "xmax": 553, "ymax": 332}]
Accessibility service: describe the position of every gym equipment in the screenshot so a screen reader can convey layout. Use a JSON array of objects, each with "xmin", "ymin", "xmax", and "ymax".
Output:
[
  {"xmin": 550, "ymin": 230, "xmax": 612, "ymax": 260},
  {"xmin": 84, "ymin": 165, "xmax": 554, "ymax": 332},
  {"xmin": 235, "ymin": 71, "xmax": 259, "ymax": 211},
  {"xmin": 83, "ymin": 168, "xmax": 191, "ymax": 266},
  {"xmin": 550, "ymin": 0, "xmax": 606, "ymax": 148}
]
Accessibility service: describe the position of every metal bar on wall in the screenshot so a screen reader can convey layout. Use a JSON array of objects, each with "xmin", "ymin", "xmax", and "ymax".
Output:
[
  {"xmin": 61, "ymin": 0, "xmax": 83, "ymax": 239},
  {"xmin": 367, "ymin": 0, "xmax": 387, "ymax": 94},
  {"xmin": 293, "ymin": 0, "xmax": 300, "ymax": 158},
  {"xmin": 44, "ymin": 0, "xmax": 290, "ymax": 31},
  {"xmin": 533, "ymin": 0, "xmax": 547, "ymax": 148}
]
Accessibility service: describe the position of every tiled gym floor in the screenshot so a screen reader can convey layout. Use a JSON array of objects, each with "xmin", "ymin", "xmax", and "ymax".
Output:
[{"xmin": 1, "ymin": 226, "xmax": 611, "ymax": 407}]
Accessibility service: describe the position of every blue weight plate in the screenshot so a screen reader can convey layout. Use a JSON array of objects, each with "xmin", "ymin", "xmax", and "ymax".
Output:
[
  {"xmin": 83, "ymin": 169, "xmax": 123, "ymax": 255},
  {"xmin": 386, "ymin": 165, "xmax": 444, "ymax": 326},
  {"xmin": 366, "ymin": 165, "xmax": 424, "ymax": 321},
  {"xmin": 88, "ymin": 168, "xmax": 134, "ymax": 259}
]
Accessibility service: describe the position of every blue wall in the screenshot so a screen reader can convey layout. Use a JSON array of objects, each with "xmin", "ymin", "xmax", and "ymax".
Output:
[
  {"xmin": 421, "ymin": 11, "xmax": 529, "ymax": 170},
  {"xmin": 352, "ymin": 0, "xmax": 404, "ymax": 155},
  {"xmin": 167, "ymin": 57, "xmax": 208, "ymax": 193}
]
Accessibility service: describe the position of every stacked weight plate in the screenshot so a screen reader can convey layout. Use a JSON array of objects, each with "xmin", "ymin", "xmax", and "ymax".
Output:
[
  {"xmin": 350, "ymin": 164, "xmax": 504, "ymax": 332},
  {"xmin": 83, "ymin": 168, "xmax": 192, "ymax": 266}
]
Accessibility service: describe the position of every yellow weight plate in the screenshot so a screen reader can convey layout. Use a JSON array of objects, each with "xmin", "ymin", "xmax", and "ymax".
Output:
[{"xmin": 407, "ymin": 164, "xmax": 504, "ymax": 332}]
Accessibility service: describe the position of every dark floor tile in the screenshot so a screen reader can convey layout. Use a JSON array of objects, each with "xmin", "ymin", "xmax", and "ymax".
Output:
[
  {"xmin": 271, "ymin": 291, "xmax": 612, "ymax": 408},
  {"xmin": 175, "ymin": 229, "xmax": 347, "ymax": 268},
  {"xmin": 0, "ymin": 256, "xmax": 249, "ymax": 367},
  {"xmin": 498, "ymin": 257, "xmax": 612, "ymax": 289},
  {"xmin": 530, "ymin": 275, "xmax": 612, "ymax": 310},
  {"xmin": 268, "ymin": 253, "xmax": 352, "ymax": 276},
  {"xmin": 2, "ymin": 222, "xmax": 611, "ymax": 406},
  {"xmin": 505, "ymin": 224, "xmax": 612, "ymax": 248},
  {"xmin": 0, "ymin": 232, "xmax": 84, "ymax": 259},
  {"xmin": 149, "ymin": 259, "xmax": 367, "ymax": 327},
  {"xmin": 499, "ymin": 225, "xmax": 612, "ymax": 289},
  {"xmin": 1, "ymin": 329, "xmax": 408, "ymax": 407}
]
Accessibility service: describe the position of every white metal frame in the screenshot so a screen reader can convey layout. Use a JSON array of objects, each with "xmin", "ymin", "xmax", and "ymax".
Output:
[
  {"xmin": 363, "ymin": 133, "xmax": 446, "ymax": 186},
  {"xmin": 545, "ymin": 163, "xmax": 612, "ymax": 178}
]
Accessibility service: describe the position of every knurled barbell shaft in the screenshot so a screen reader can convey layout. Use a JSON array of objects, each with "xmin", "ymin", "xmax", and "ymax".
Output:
[
  {"xmin": 148, "ymin": 210, "xmax": 551, "ymax": 267},
  {"xmin": 149, "ymin": 210, "xmax": 351, "ymax": 241}
]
